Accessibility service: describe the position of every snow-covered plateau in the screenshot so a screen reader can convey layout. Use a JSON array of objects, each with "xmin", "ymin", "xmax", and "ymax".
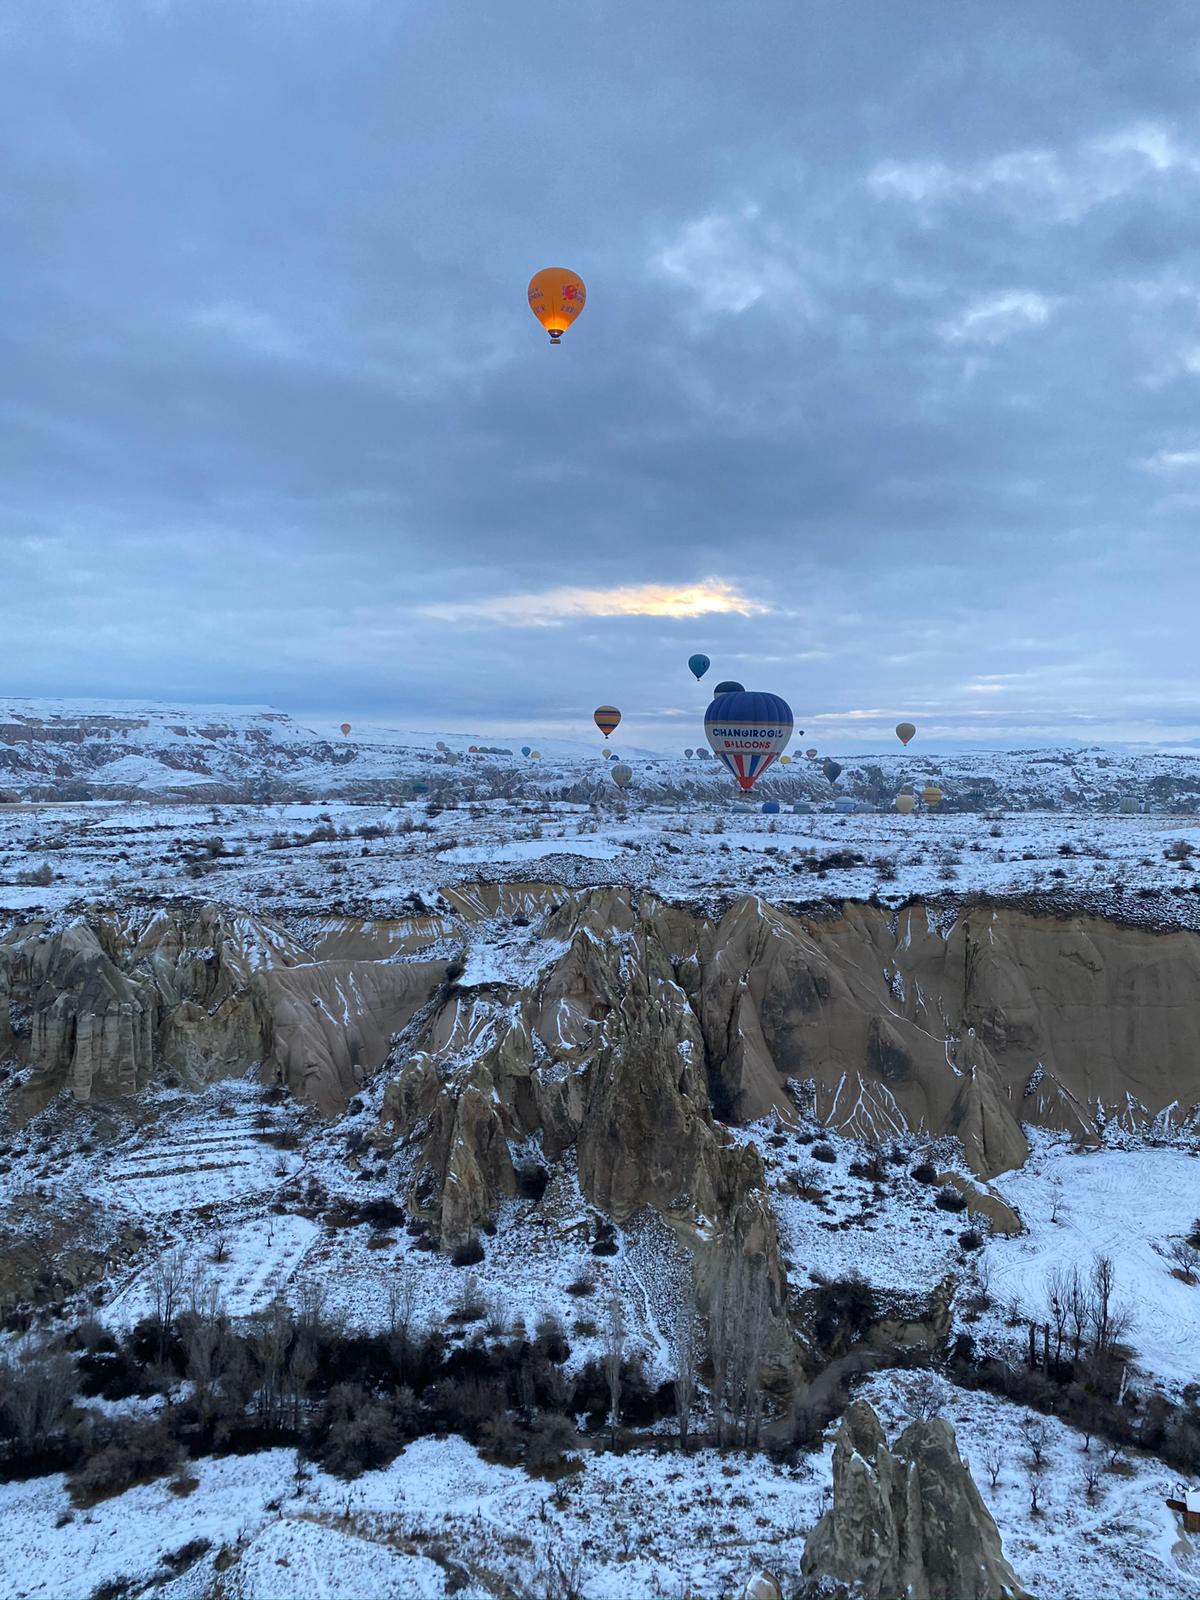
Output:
[{"xmin": 0, "ymin": 702, "xmax": 1198, "ymax": 1600}]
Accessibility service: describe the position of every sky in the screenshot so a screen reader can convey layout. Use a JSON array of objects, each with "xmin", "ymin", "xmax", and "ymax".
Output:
[{"xmin": 3, "ymin": 0, "xmax": 1200, "ymax": 751}]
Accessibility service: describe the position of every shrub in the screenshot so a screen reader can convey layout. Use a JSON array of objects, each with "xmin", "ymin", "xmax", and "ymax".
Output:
[
  {"xmin": 566, "ymin": 1271, "xmax": 596, "ymax": 1297},
  {"xmin": 935, "ymin": 1185, "xmax": 968, "ymax": 1213},
  {"xmin": 911, "ymin": 1161, "xmax": 938, "ymax": 1185},
  {"xmin": 960, "ymin": 1228, "xmax": 985, "ymax": 1251},
  {"xmin": 811, "ymin": 1143, "xmax": 836, "ymax": 1164},
  {"xmin": 525, "ymin": 1413, "xmax": 578, "ymax": 1475},
  {"xmin": 451, "ymin": 1237, "xmax": 485, "ymax": 1267},
  {"xmin": 71, "ymin": 1423, "xmax": 182, "ymax": 1505}
]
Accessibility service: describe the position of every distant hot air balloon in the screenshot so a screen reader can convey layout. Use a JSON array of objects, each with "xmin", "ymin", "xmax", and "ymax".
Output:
[
  {"xmin": 822, "ymin": 758, "xmax": 843, "ymax": 786},
  {"xmin": 531, "ymin": 751, "xmax": 541, "ymax": 760},
  {"xmin": 688, "ymin": 653, "xmax": 711, "ymax": 682},
  {"xmin": 468, "ymin": 745, "xmax": 478, "ymax": 753},
  {"xmin": 1119, "ymin": 798, "xmax": 1140, "ymax": 815},
  {"xmin": 780, "ymin": 755, "xmax": 792, "ymax": 765},
  {"xmin": 922, "ymin": 784, "xmax": 942, "ymax": 807},
  {"xmin": 521, "ymin": 745, "xmax": 532, "ymax": 758},
  {"xmin": 611, "ymin": 763, "xmax": 633, "ymax": 789},
  {"xmin": 704, "ymin": 689, "xmax": 793, "ymax": 793},
  {"xmin": 762, "ymin": 801, "xmax": 781, "ymax": 815},
  {"xmin": 602, "ymin": 747, "xmax": 612, "ymax": 759},
  {"xmin": 528, "ymin": 267, "xmax": 587, "ymax": 344},
  {"xmin": 714, "ymin": 680, "xmax": 744, "ymax": 695},
  {"xmin": 594, "ymin": 705, "xmax": 621, "ymax": 739},
  {"xmin": 805, "ymin": 747, "xmax": 818, "ymax": 759},
  {"xmin": 436, "ymin": 740, "xmax": 447, "ymax": 752},
  {"xmin": 339, "ymin": 723, "xmax": 351, "ymax": 737},
  {"xmin": 896, "ymin": 722, "xmax": 917, "ymax": 746},
  {"xmin": 895, "ymin": 793, "xmax": 915, "ymax": 815},
  {"xmin": 684, "ymin": 747, "xmax": 694, "ymax": 758}
]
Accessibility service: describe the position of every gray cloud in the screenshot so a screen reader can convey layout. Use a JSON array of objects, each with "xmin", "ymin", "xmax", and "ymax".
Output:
[{"xmin": 2, "ymin": 0, "xmax": 1199, "ymax": 749}]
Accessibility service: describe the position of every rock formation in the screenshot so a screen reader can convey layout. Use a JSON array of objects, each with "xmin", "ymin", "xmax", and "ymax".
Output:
[
  {"xmin": 0, "ymin": 905, "xmax": 447, "ymax": 1115},
  {"xmin": 799, "ymin": 1400, "xmax": 1029, "ymax": 1599}
]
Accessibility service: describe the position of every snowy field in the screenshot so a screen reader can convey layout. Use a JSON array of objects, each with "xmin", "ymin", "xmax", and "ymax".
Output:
[
  {"xmin": 978, "ymin": 1133, "xmax": 1200, "ymax": 1391},
  {"xmin": 4, "ymin": 792, "xmax": 1200, "ymax": 931},
  {"xmin": 1, "ymin": 1380, "xmax": 1194, "ymax": 1600}
]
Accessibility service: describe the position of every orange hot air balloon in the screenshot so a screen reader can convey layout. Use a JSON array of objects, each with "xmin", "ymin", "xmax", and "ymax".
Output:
[
  {"xmin": 594, "ymin": 705, "xmax": 621, "ymax": 739},
  {"xmin": 528, "ymin": 268, "xmax": 587, "ymax": 344},
  {"xmin": 340, "ymin": 723, "xmax": 351, "ymax": 736}
]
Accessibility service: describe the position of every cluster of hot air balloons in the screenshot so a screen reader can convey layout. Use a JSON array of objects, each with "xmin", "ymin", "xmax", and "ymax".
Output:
[{"xmin": 525, "ymin": 268, "xmax": 940, "ymax": 811}]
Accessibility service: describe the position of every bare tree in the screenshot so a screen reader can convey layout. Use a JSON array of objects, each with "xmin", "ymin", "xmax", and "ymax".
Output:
[
  {"xmin": 385, "ymin": 1263, "xmax": 418, "ymax": 1343},
  {"xmin": 150, "ymin": 1246, "xmax": 191, "ymax": 1362},
  {"xmin": 210, "ymin": 1228, "xmax": 231, "ymax": 1265},
  {"xmin": 906, "ymin": 1369, "xmax": 941, "ymax": 1422},
  {"xmin": 671, "ymin": 1280, "xmax": 698, "ymax": 1454},
  {"xmin": 1027, "ymin": 1464, "xmax": 1043, "ymax": 1515},
  {"xmin": 1082, "ymin": 1462, "xmax": 1103, "ymax": 1503},
  {"xmin": 707, "ymin": 1242, "xmax": 772, "ymax": 1449},
  {"xmin": 981, "ymin": 1441, "xmax": 1004, "ymax": 1491},
  {"xmin": 1019, "ymin": 1414, "xmax": 1050, "ymax": 1472},
  {"xmin": 0, "ymin": 1337, "xmax": 74, "ymax": 1451},
  {"xmin": 604, "ymin": 1293, "xmax": 624, "ymax": 1450}
]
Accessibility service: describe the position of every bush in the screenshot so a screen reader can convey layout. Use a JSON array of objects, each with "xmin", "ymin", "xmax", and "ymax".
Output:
[
  {"xmin": 812, "ymin": 1143, "xmax": 836, "ymax": 1164},
  {"xmin": 935, "ymin": 1185, "xmax": 968, "ymax": 1213},
  {"xmin": 566, "ymin": 1271, "xmax": 596, "ymax": 1297},
  {"xmin": 960, "ymin": 1228, "xmax": 985, "ymax": 1251},
  {"xmin": 451, "ymin": 1237, "xmax": 485, "ymax": 1267},
  {"xmin": 911, "ymin": 1162, "xmax": 938, "ymax": 1185},
  {"xmin": 525, "ymin": 1413, "xmax": 578, "ymax": 1475},
  {"xmin": 16, "ymin": 863, "xmax": 54, "ymax": 887},
  {"xmin": 71, "ymin": 1423, "xmax": 182, "ymax": 1505}
]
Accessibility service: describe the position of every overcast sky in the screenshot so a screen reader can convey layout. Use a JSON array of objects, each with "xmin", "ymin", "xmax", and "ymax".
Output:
[{"xmin": 3, "ymin": 1, "xmax": 1200, "ymax": 750}]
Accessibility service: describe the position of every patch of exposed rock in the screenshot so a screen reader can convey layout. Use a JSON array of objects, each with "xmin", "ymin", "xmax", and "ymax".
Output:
[
  {"xmin": 0, "ymin": 905, "xmax": 447, "ymax": 1115},
  {"xmin": 799, "ymin": 1400, "xmax": 1029, "ymax": 1599}
]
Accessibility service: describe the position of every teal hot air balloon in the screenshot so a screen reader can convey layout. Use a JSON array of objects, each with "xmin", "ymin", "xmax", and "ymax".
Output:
[
  {"xmin": 521, "ymin": 745, "xmax": 531, "ymax": 758},
  {"xmin": 688, "ymin": 653, "xmax": 711, "ymax": 682},
  {"xmin": 714, "ymin": 680, "xmax": 744, "ymax": 695}
]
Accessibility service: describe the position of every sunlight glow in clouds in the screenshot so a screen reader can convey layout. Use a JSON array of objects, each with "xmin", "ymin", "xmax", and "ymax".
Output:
[{"xmin": 420, "ymin": 578, "xmax": 770, "ymax": 627}]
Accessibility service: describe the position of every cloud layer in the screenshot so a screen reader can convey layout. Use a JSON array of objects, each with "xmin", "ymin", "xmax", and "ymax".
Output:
[{"xmin": 2, "ymin": 1, "xmax": 1199, "ymax": 748}]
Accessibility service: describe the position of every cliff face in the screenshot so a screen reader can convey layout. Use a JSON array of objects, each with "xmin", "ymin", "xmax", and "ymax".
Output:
[
  {"xmin": 0, "ymin": 904, "xmax": 447, "ymax": 1114},
  {"xmin": 3, "ymin": 887, "xmax": 1198, "ymax": 1174}
]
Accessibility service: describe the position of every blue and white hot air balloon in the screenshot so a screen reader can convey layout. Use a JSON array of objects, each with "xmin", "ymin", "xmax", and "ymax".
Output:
[{"xmin": 703, "ymin": 689, "xmax": 793, "ymax": 794}]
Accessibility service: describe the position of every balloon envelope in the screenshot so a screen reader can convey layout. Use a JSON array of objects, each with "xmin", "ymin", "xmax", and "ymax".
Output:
[
  {"xmin": 780, "ymin": 755, "xmax": 791, "ymax": 765},
  {"xmin": 688, "ymin": 653, "xmax": 711, "ymax": 681},
  {"xmin": 528, "ymin": 267, "xmax": 587, "ymax": 342},
  {"xmin": 922, "ymin": 785, "xmax": 942, "ymax": 807},
  {"xmin": 805, "ymin": 747, "xmax": 818, "ymax": 759},
  {"xmin": 896, "ymin": 722, "xmax": 917, "ymax": 746},
  {"xmin": 895, "ymin": 793, "xmax": 915, "ymax": 815},
  {"xmin": 521, "ymin": 746, "xmax": 531, "ymax": 757},
  {"xmin": 761, "ymin": 801, "xmax": 781, "ymax": 814},
  {"xmin": 468, "ymin": 745, "xmax": 478, "ymax": 753},
  {"xmin": 594, "ymin": 705, "xmax": 621, "ymax": 739},
  {"xmin": 611, "ymin": 763, "xmax": 633, "ymax": 788},
  {"xmin": 684, "ymin": 747, "xmax": 694, "ymax": 758},
  {"xmin": 822, "ymin": 758, "xmax": 843, "ymax": 785},
  {"xmin": 339, "ymin": 723, "xmax": 351, "ymax": 736},
  {"xmin": 531, "ymin": 751, "xmax": 541, "ymax": 760},
  {"xmin": 704, "ymin": 689, "xmax": 794, "ymax": 793},
  {"xmin": 714, "ymin": 680, "xmax": 744, "ymax": 695},
  {"xmin": 436, "ymin": 740, "xmax": 447, "ymax": 752}
]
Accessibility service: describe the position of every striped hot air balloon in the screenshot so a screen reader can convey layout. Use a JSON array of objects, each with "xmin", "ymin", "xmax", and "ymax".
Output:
[{"xmin": 594, "ymin": 705, "xmax": 621, "ymax": 739}]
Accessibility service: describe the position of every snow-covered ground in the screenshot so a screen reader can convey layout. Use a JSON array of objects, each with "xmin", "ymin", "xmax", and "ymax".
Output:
[
  {"xmin": 978, "ymin": 1133, "xmax": 1200, "ymax": 1391},
  {"xmin": 4, "ymin": 792, "xmax": 1200, "ymax": 931}
]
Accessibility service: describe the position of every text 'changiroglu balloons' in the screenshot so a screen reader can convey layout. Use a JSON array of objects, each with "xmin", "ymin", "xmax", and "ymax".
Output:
[{"xmin": 703, "ymin": 689, "xmax": 794, "ymax": 793}]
